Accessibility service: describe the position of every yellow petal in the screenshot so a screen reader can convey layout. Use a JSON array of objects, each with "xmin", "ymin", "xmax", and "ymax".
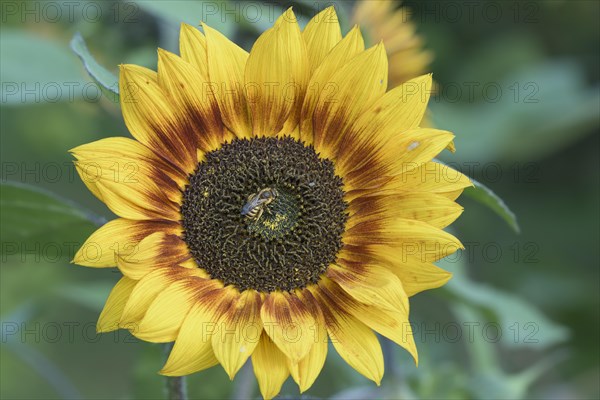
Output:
[
  {"xmin": 120, "ymin": 267, "xmax": 206, "ymax": 327},
  {"xmin": 311, "ymin": 280, "xmax": 384, "ymax": 384},
  {"xmin": 73, "ymin": 164, "xmax": 103, "ymax": 201},
  {"xmin": 117, "ymin": 232, "xmax": 189, "ymax": 280},
  {"xmin": 302, "ymin": 6, "xmax": 342, "ymax": 74},
  {"xmin": 356, "ymin": 304, "xmax": 418, "ymax": 365},
  {"xmin": 73, "ymin": 161, "xmax": 178, "ymax": 220},
  {"xmin": 336, "ymin": 74, "xmax": 434, "ymax": 175},
  {"xmin": 161, "ymin": 286, "xmax": 237, "ymax": 376},
  {"xmin": 343, "ymin": 245, "xmax": 453, "ymax": 296},
  {"xmin": 344, "ymin": 166, "xmax": 469, "ymax": 203},
  {"xmin": 73, "ymin": 218, "xmax": 179, "ymax": 267},
  {"xmin": 446, "ymin": 139, "xmax": 456, "ymax": 153},
  {"xmin": 179, "ymin": 23, "xmax": 208, "ymax": 79},
  {"xmin": 97, "ymin": 276, "xmax": 137, "ymax": 333},
  {"xmin": 70, "ymin": 136, "xmax": 186, "ymax": 189},
  {"xmin": 287, "ymin": 289, "xmax": 328, "ymax": 393},
  {"xmin": 260, "ymin": 291, "xmax": 316, "ymax": 363},
  {"xmin": 316, "ymin": 277, "xmax": 417, "ymax": 367},
  {"xmin": 252, "ymin": 333, "xmax": 289, "ymax": 400},
  {"xmin": 368, "ymin": 74, "xmax": 433, "ymax": 133},
  {"xmin": 345, "ymin": 218, "xmax": 463, "ymax": 262},
  {"xmin": 391, "ymin": 263, "xmax": 452, "ymax": 296},
  {"xmin": 119, "ymin": 65, "xmax": 197, "ymax": 172},
  {"xmin": 327, "ymin": 262, "xmax": 418, "ymax": 361},
  {"xmin": 347, "ymin": 192, "xmax": 464, "ymax": 230},
  {"xmin": 212, "ymin": 290, "xmax": 263, "ymax": 379},
  {"xmin": 299, "ymin": 25, "xmax": 365, "ymax": 144},
  {"xmin": 390, "ymin": 259, "xmax": 452, "ymax": 297},
  {"xmin": 384, "ymin": 161, "xmax": 473, "ymax": 197},
  {"xmin": 203, "ymin": 23, "xmax": 251, "ymax": 137},
  {"xmin": 312, "ymin": 43, "xmax": 388, "ymax": 155},
  {"xmin": 157, "ymin": 48, "xmax": 224, "ymax": 151},
  {"xmin": 438, "ymin": 189, "xmax": 464, "ymax": 201},
  {"xmin": 245, "ymin": 8, "xmax": 308, "ymax": 137},
  {"xmin": 343, "ymin": 128, "xmax": 455, "ymax": 190},
  {"xmin": 354, "ymin": 245, "xmax": 452, "ymax": 296},
  {"xmin": 328, "ymin": 263, "xmax": 407, "ymax": 312},
  {"xmin": 71, "ymin": 137, "xmax": 181, "ymax": 220},
  {"xmin": 134, "ymin": 276, "xmax": 212, "ymax": 342},
  {"xmin": 366, "ymin": 304, "xmax": 418, "ymax": 364}
]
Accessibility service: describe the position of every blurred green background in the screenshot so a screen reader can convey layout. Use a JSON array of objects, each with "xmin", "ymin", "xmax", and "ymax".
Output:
[{"xmin": 1, "ymin": 0, "xmax": 598, "ymax": 399}]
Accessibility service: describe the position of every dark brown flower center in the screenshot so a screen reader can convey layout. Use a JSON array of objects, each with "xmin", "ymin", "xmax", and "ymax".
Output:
[{"xmin": 180, "ymin": 137, "xmax": 348, "ymax": 293}]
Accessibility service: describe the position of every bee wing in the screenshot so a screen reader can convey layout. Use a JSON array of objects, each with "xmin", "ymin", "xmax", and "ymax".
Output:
[{"xmin": 242, "ymin": 194, "xmax": 261, "ymax": 216}]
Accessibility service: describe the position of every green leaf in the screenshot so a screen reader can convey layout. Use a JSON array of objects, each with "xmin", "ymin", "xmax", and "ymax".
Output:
[
  {"xmin": 464, "ymin": 180, "xmax": 520, "ymax": 233},
  {"xmin": 3, "ymin": 341, "xmax": 83, "ymax": 400},
  {"xmin": 433, "ymin": 60, "xmax": 600, "ymax": 163},
  {"xmin": 69, "ymin": 32, "xmax": 119, "ymax": 101},
  {"xmin": 439, "ymin": 258, "xmax": 569, "ymax": 350},
  {"xmin": 54, "ymin": 281, "xmax": 117, "ymax": 312},
  {"xmin": 133, "ymin": 0, "xmax": 234, "ymax": 37},
  {"xmin": 1, "ymin": 181, "xmax": 104, "ymax": 260},
  {"xmin": 0, "ymin": 29, "xmax": 86, "ymax": 105},
  {"xmin": 433, "ymin": 159, "xmax": 519, "ymax": 233},
  {"xmin": 452, "ymin": 304, "xmax": 566, "ymax": 399}
]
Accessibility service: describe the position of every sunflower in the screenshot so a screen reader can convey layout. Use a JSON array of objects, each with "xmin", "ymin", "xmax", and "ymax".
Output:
[
  {"xmin": 352, "ymin": 0, "xmax": 433, "ymax": 86},
  {"xmin": 71, "ymin": 6, "xmax": 470, "ymax": 399}
]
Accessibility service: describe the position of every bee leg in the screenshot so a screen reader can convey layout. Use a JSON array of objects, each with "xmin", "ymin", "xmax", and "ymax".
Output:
[{"xmin": 255, "ymin": 207, "xmax": 264, "ymax": 221}]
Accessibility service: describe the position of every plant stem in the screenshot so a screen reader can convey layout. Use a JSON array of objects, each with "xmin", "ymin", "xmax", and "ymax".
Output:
[
  {"xmin": 166, "ymin": 376, "xmax": 187, "ymax": 400},
  {"xmin": 163, "ymin": 343, "xmax": 188, "ymax": 400},
  {"xmin": 232, "ymin": 360, "xmax": 255, "ymax": 400},
  {"xmin": 382, "ymin": 337, "xmax": 401, "ymax": 378}
]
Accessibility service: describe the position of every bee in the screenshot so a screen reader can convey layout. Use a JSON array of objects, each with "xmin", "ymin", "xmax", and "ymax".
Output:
[{"xmin": 241, "ymin": 188, "xmax": 277, "ymax": 221}]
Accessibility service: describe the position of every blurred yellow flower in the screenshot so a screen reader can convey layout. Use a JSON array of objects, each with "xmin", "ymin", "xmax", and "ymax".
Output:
[{"xmin": 352, "ymin": 0, "xmax": 434, "ymax": 85}]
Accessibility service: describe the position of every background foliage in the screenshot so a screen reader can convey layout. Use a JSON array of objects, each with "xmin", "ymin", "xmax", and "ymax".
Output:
[{"xmin": 1, "ymin": 0, "xmax": 598, "ymax": 399}]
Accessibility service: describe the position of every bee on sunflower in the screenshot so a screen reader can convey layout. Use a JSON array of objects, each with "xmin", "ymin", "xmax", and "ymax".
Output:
[{"xmin": 71, "ymin": 6, "xmax": 470, "ymax": 399}]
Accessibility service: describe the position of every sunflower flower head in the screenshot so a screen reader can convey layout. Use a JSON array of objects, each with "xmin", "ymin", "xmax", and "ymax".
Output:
[{"xmin": 71, "ymin": 6, "xmax": 470, "ymax": 399}]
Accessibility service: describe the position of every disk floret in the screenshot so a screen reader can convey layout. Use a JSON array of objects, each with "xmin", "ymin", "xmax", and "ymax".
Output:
[{"xmin": 181, "ymin": 137, "xmax": 348, "ymax": 292}]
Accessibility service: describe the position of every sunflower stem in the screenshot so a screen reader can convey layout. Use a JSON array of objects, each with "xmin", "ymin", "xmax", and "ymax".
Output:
[
  {"xmin": 166, "ymin": 376, "xmax": 187, "ymax": 400},
  {"xmin": 382, "ymin": 337, "xmax": 400, "ymax": 377},
  {"xmin": 163, "ymin": 343, "xmax": 188, "ymax": 400},
  {"xmin": 232, "ymin": 360, "xmax": 255, "ymax": 400}
]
